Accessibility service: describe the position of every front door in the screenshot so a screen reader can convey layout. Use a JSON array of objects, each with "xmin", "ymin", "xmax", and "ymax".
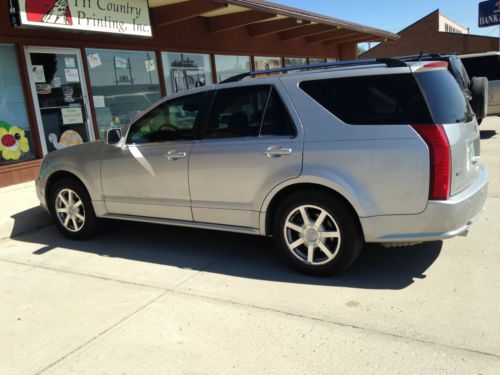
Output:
[
  {"xmin": 25, "ymin": 47, "xmax": 95, "ymax": 155},
  {"xmin": 101, "ymin": 92, "xmax": 206, "ymax": 221}
]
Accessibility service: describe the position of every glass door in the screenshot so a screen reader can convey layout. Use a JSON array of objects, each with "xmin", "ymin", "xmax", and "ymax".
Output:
[{"xmin": 25, "ymin": 47, "xmax": 95, "ymax": 155}]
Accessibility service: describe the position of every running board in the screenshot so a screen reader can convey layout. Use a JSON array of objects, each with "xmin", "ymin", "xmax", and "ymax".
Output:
[{"xmin": 102, "ymin": 213, "xmax": 260, "ymax": 236}]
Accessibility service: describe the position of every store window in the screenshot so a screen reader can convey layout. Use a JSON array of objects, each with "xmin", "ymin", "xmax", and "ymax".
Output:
[
  {"xmin": 254, "ymin": 56, "xmax": 282, "ymax": 71},
  {"xmin": 309, "ymin": 58, "xmax": 326, "ymax": 64},
  {"xmin": 214, "ymin": 55, "xmax": 251, "ymax": 82},
  {"xmin": 0, "ymin": 45, "xmax": 35, "ymax": 165},
  {"xmin": 284, "ymin": 57, "xmax": 307, "ymax": 67},
  {"xmin": 86, "ymin": 48, "xmax": 161, "ymax": 139},
  {"xmin": 162, "ymin": 52, "xmax": 213, "ymax": 95}
]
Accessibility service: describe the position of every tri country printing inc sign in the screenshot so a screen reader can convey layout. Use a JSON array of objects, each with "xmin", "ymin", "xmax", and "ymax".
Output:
[
  {"xmin": 17, "ymin": 0, "xmax": 152, "ymax": 37},
  {"xmin": 478, "ymin": 0, "xmax": 500, "ymax": 27}
]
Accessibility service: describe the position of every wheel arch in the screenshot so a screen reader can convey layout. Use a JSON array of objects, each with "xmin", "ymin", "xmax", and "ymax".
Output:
[
  {"xmin": 45, "ymin": 169, "xmax": 92, "ymax": 212},
  {"xmin": 261, "ymin": 180, "xmax": 365, "ymax": 237}
]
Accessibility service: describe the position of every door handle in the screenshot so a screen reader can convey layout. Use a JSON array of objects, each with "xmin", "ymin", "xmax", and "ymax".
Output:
[
  {"xmin": 263, "ymin": 146, "xmax": 293, "ymax": 158},
  {"xmin": 162, "ymin": 150, "xmax": 188, "ymax": 161}
]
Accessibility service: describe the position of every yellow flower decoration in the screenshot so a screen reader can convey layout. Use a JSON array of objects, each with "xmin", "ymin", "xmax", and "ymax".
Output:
[{"xmin": 0, "ymin": 126, "xmax": 30, "ymax": 161}]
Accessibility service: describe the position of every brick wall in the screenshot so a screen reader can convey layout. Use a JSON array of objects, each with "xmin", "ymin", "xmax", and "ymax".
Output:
[{"xmin": 362, "ymin": 10, "xmax": 499, "ymax": 58}]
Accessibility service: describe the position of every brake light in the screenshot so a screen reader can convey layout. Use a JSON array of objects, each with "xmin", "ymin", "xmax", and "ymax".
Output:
[
  {"xmin": 411, "ymin": 124, "xmax": 451, "ymax": 200},
  {"xmin": 422, "ymin": 61, "xmax": 449, "ymax": 69}
]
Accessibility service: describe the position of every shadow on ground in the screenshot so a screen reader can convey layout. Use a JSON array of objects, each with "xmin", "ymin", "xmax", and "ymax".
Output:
[
  {"xmin": 10, "ymin": 213, "xmax": 442, "ymax": 291},
  {"xmin": 480, "ymin": 130, "xmax": 497, "ymax": 140}
]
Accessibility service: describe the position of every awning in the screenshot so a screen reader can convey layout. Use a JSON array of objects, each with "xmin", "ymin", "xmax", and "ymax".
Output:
[{"xmin": 148, "ymin": 0, "xmax": 399, "ymax": 45}]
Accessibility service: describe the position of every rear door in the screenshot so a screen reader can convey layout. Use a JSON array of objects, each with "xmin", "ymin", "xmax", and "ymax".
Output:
[
  {"xmin": 188, "ymin": 84, "xmax": 303, "ymax": 228},
  {"xmin": 415, "ymin": 67, "xmax": 480, "ymax": 196}
]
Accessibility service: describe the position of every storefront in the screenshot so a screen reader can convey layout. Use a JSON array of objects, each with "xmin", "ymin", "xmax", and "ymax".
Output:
[{"xmin": 0, "ymin": 0, "xmax": 397, "ymax": 187}]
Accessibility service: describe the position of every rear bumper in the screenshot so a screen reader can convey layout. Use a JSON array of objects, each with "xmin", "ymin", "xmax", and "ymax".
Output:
[{"xmin": 361, "ymin": 165, "xmax": 488, "ymax": 243}]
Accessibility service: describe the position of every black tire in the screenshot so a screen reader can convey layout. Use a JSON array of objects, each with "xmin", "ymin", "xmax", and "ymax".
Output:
[
  {"xmin": 49, "ymin": 178, "xmax": 99, "ymax": 240},
  {"xmin": 470, "ymin": 76, "xmax": 488, "ymax": 122},
  {"xmin": 272, "ymin": 191, "xmax": 364, "ymax": 276}
]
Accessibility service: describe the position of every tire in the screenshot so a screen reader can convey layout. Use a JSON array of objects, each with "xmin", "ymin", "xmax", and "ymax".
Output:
[
  {"xmin": 49, "ymin": 178, "xmax": 99, "ymax": 240},
  {"xmin": 470, "ymin": 76, "xmax": 488, "ymax": 122},
  {"xmin": 272, "ymin": 191, "xmax": 364, "ymax": 276}
]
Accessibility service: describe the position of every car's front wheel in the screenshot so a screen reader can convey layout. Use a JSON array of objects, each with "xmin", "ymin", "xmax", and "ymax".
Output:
[
  {"xmin": 273, "ymin": 191, "xmax": 363, "ymax": 276},
  {"xmin": 50, "ymin": 178, "xmax": 99, "ymax": 240}
]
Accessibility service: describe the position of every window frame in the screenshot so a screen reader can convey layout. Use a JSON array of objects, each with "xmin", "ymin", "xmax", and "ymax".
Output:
[
  {"xmin": 199, "ymin": 84, "xmax": 297, "ymax": 140},
  {"xmin": 125, "ymin": 91, "xmax": 208, "ymax": 145}
]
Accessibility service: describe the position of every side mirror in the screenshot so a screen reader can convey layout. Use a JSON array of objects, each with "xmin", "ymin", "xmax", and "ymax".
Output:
[{"xmin": 106, "ymin": 128, "xmax": 122, "ymax": 145}]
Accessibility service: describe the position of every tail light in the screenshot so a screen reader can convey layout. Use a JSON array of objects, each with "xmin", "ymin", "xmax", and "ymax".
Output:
[{"xmin": 411, "ymin": 124, "xmax": 451, "ymax": 200}]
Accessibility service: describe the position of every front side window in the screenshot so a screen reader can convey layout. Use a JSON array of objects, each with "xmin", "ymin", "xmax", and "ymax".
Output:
[
  {"xmin": 205, "ymin": 86, "xmax": 294, "ymax": 139},
  {"xmin": 127, "ymin": 93, "xmax": 204, "ymax": 144}
]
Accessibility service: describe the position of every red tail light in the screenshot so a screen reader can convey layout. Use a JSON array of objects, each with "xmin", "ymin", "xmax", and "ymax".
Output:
[{"xmin": 411, "ymin": 124, "xmax": 451, "ymax": 200}]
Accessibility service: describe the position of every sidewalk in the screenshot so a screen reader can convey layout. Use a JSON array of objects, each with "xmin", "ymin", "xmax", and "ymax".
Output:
[{"xmin": 0, "ymin": 181, "xmax": 52, "ymax": 240}]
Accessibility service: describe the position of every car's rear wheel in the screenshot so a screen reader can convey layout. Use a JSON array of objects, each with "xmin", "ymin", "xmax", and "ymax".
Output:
[
  {"xmin": 50, "ymin": 178, "xmax": 99, "ymax": 240},
  {"xmin": 272, "ymin": 191, "xmax": 363, "ymax": 276}
]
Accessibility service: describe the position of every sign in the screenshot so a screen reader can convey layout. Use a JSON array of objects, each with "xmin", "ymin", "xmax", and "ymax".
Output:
[
  {"xmin": 61, "ymin": 107, "xmax": 83, "ymax": 125},
  {"xmin": 64, "ymin": 68, "xmax": 80, "ymax": 82},
  {"xmin": 16, "ymin": 0, "xmax": 152, "ymax": 37},
  {"xmin": 479, "ymin": 0, "xmax": 500, "ymax": 27},
  {"xmin": 32, "ymin": 65, "xmax": 46, "ymax": 82}
]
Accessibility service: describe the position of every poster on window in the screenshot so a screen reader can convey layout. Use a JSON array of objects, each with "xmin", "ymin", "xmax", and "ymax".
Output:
[
  {"xmin": 254, "ymin": 58, "xmax": 281, "ymax": 71},
  {"xmin": 171, "ymin": 68, "xmax": 207, "ymax": 93}
]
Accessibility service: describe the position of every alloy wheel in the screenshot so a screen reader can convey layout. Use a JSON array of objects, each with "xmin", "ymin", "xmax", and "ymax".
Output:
[
  {"xmin": 55, "ymin": 188, "xmax": 85, "ymax": 232},
  {"xmin": 283, "ymin": 205, "xmax": 341, "ymax": 266}
]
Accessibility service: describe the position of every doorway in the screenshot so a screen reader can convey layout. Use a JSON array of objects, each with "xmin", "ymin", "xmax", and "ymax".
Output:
[{"xmin": 25, "ymin": 47, "xmax": 95, "ymax": 155}]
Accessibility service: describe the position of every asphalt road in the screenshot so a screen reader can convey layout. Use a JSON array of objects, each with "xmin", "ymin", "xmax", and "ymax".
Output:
[{"xmin": 1, "ymin": 119, "xmax": 499, "ymax": 374}]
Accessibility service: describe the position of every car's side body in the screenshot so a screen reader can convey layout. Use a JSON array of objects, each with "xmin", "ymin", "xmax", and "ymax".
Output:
[{"xmin": 36, "ymin": 61, "xmax": 488, "ymax": 252}]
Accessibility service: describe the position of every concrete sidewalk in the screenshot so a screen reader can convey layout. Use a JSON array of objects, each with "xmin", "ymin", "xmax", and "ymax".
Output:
[{"xmin": 0, "ymin": 181, "xmax": 52, "ymax": 240}]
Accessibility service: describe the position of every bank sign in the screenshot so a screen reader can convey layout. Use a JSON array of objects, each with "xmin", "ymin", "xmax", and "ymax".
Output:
[
  {"xmin": 17, "ymin": 0, "xmax": 152, "ymax": 37},
  {"xmin": 478, "ymin": 0, "xmax": 500, "ymax": 27}
]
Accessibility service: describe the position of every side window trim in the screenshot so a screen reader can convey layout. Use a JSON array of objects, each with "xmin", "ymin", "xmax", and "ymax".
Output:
[{"xmin": 258, "ymin": 87, "xmax": 273, "ymax": 136}]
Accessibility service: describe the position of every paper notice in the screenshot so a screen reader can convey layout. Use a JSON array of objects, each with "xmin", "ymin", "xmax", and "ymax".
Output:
[
  {"xmin": 87, "ymin": 53, "xmax": 102, "ymax": 69},
  {"xmin": 93, "ymin": 95, "xmax": 106, "ymax": 108},
  {"xmin": 32, "ymin": 65, "xmax": 46, "ymax": 83},
  {"xmin": 65, "ymin": 57, "xmax": 76, "ymax": 68},
  {"xmin": 115, "ymin": 56, "xmax": 128, "ymax": 69},
  {"xmin": 61, "ymin": 107, "xmax": 84, "ymax": 125},
  {"xmin": 65, "ymin": 69, "xmax": 80, "ymax": 82},
  {"xmin": 145, "ymin": 59, "xmax": 156, "ymax": 72}
]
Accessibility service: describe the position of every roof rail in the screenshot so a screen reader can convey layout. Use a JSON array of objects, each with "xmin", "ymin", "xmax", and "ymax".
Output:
[{"xmin": 219, "ymin": 58, "xmax": 407, "ymax": 84}]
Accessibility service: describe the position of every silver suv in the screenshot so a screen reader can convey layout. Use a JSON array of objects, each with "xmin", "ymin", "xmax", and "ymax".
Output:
[{"xmin": 36, "ymin": 59, "xmax": 488, "ymax": 276}]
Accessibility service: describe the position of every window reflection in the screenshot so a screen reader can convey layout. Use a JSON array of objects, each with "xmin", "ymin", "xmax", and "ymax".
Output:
[{"xmin": 86, "ymin": 48, "xmax": 161, "ymax": 139}]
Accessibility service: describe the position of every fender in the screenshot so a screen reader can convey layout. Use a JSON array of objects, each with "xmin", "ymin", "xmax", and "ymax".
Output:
[{"xmin": 258, "ymin": 171, "xmax": 373, "ymax": 235}]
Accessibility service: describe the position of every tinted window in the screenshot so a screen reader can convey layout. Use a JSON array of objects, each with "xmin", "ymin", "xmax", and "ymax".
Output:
[
  {"xmin": 300, "ymin": 74, "xmax": 432, "ymax": 125},
  {"xmin": 205, "ymin": 86, "xmax": 270, "ymax": 138},
  {"xmin": 261, "ymin": 89, "xmax": 295, "ymax": 136},
  {"xmin": 416, "ymin": 70, "xmax": 474, "ymax": 124},
  {"xmin": 462, "ymin": 56, "xmax": 500, "ymax": 81},
  {"xmin": 127, "ymin": 93, "xmax": 204, "ymax": 144}
]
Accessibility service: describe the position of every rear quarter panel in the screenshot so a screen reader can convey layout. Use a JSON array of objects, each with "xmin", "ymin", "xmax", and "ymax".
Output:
[{"xmin": 279, "ymin": 70, "xmax": 430, "ymax": 216}]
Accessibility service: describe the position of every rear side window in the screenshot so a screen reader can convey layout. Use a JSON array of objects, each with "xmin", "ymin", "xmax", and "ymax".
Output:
[
  {"xmin": 462, "ymin": 56, "xmax": 500, "ymax": 80},
  {"xmin": 299, "ymin": 74, "xmax": 433, "ymax": 125},
  {"xmin": 415, "ymin": 70, "xmax": 474, "ymax": 124},
  {"xmin": 205, "ymin": 85, "xmax": 295, "ymax": 138}
]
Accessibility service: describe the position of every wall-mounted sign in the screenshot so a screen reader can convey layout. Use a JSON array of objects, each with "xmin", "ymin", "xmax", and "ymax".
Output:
[
  {"xmin": 16, "ymin": 0, "xmax": 152, "ymax": 37},
  {"xmin": 479, "ymin": 0, "xmax": 500, "ymax": 27}
]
